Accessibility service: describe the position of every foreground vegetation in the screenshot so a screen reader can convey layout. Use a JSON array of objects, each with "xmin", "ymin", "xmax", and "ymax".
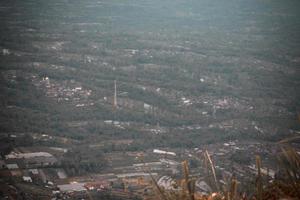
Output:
[{"xmin": 148, "ymin": 137, "xmax": 300, "ymax": 200}]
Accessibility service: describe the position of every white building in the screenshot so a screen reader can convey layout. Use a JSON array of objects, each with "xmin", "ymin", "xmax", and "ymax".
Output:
[{"xmin": 153, "ymin": 149, "xmax": 176, "ymax": 156}]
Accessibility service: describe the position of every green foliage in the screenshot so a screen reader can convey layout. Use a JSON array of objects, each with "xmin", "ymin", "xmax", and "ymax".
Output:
[{"xmin": 61, "ymin": 147, "xmax": 107, "ymax": 176}]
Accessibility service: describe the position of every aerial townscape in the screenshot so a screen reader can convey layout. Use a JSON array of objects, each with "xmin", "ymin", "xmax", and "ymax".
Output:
[{"xmin": 0, "ymin": 0, "xmax": 299, "ymax": 199}]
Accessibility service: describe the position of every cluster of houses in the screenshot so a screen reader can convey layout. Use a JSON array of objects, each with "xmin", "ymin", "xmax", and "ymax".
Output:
[{"xmin": 32, "ymin": 76, "xmax": 94, "ymax": 108}]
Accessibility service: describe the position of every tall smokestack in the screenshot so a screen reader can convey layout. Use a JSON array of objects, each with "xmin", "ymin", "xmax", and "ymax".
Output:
[{"xmin": 113, "ymin": 80, "xmax": 117, "ymax": 109}]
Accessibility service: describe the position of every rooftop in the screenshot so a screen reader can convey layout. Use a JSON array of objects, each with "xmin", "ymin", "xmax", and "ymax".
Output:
[{"xmin": 6, "ymin": 152, "xmax": 54, "ymax": 159}]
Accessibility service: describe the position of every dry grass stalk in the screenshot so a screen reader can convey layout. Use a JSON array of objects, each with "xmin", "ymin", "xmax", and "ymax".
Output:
[
  {"xmin": 229, "ymin": 178, "xmax": 237, "ymax": 200},
  {"xmin": 277, "ymin": 138, "xmax": 300, "ymax": 198},
  {"xmin": 182, "ymin": 160, "xmax": 195, "ymax": 200},
  {"xmin": 255, "ymin": 155, "xmax": 263, "ymax": 200},
  {"xmin": 278, "ymin": 136, "xmax": 300, "ymax": 144},
  {"xmin": 204, "ymin": 150, "xmax": 219, "ymax": 191}
]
